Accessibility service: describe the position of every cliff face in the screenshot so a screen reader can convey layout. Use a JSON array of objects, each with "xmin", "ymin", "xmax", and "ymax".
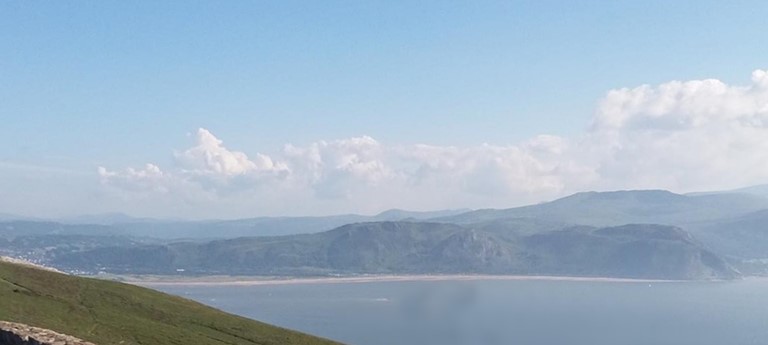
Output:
[{"xmin": 0, "ymin": 321, "xmax": 96, "ymax": 345}]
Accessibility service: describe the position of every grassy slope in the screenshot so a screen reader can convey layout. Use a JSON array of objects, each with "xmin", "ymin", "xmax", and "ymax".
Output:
[{"xmin": 0, "ymin": 261, "xmax": 340, "ymax": 345}]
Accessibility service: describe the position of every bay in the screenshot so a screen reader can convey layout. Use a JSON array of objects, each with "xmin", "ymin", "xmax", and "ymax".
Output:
[{"xmin": 152, "ymin": 278, "xmax": 768, "ymax": 345}]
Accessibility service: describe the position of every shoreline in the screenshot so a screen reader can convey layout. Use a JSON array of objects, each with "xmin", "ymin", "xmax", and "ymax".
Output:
[{"xmin": 115, "ymin": 274, "xmax": 693, "ymax": 287}]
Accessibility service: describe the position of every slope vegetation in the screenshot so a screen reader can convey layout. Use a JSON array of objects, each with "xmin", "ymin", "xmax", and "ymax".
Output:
[{"xmin": 0, "ymin": 260, "xmax": 339, "ymax": 345}]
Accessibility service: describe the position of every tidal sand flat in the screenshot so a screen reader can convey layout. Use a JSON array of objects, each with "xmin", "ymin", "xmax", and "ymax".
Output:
[{"xmin": 128, "ymin": 274, "xmax": 684, "ymax": 287}]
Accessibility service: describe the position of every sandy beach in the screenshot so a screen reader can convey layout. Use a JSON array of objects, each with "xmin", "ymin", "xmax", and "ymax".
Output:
[{"xmin": 121, "ymin": 274, "xmax": 687, "ymax": 287}]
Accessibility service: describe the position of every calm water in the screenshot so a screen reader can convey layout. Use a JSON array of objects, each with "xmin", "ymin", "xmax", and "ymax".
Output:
[{"xmin": 153, "ymin": 279, "xmax": 768, "ymax": 345}]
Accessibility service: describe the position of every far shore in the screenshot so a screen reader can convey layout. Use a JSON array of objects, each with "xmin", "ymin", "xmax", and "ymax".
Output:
[{"xmin": 109, "ymin": 274, "xmax": 699, "ymax": 287}]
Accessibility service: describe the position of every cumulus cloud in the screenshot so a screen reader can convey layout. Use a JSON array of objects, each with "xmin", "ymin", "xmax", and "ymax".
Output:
[
  {"xmin": 283, "ymin": 136, "xmax": 396, "ymax": 198},
  {"xmin": 593, "ymin": 70, "xmax": 768, "ymax": 131},
  {"xmin": 587, "ymin": 69, "xmax": 768, "ymax": 191},
  {"xmin": 98, "ymin": 70, "xmax": 768, "ymax": 217},
  {"xmin": 174, "ymin": 128, "xmax": 288, "ymax": 176},
  {"xmin": 166, "ymin": 129, "xmax": 290, "ymax": 194},
  {"xmin": 400, "ymin": 139, "xmax": 588, "ymax": 198}
]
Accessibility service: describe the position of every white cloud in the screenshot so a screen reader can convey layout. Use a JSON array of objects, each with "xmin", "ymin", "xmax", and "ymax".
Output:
[
  {"xmin": 175, "ymin": 128, "xmax": 288, "ymax": 176},
  {"xmin": 400, "ymin": 140, "xmax": 587, "ymax": 197},
  {"xmin": 97, "ymin": 70, "xmax": 768, "ymax": 217},
  {"xmin": 593, "ymin": 72, "xmax": 768, "ymax": 131},
  {"xmin": 283, "ymin": 136, "xmax": 396, "ymax": 198},
  {"xmin": 587, "ymin": 69, "xmax": 768, "ymax": 192},
  {"xmin": 98, "ymin": 164, "xmax": 169, "ymax": 193}
]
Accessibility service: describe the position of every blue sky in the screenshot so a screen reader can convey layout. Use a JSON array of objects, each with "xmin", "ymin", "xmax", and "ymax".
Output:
[{"xmin": 2, "ymin": 1, "xmax": 768, "ymax": 218}]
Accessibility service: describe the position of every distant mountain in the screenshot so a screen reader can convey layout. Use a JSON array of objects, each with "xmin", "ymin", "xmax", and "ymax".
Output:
[
  {"xmin": 1, "ymin": 209, "xmax": 471, "ymax": 239},
  {"xmin": 732, "ymin": 184, "xmax": 768, "ymax": 198},
  {"xmin": 4, "ymin": 188, "xmax": 767, "ymax": 240},
  {"xmin": 523, "ymin": 224, "xmax": 738, "ymax": 280},
  {"xmin": 58, "ymin": 212, "xmax": 159, "ymax": 225},
  {"xmin": 4, "ymin": 188, "xmax": 767, "ymax": 279},
  {"xmin": 115, "ymin": 215, "xmax": 374, "ymax": 239},
  {"xmin": 689, "ymin": 209, "xmax": 768, "ymax": 259},
  {"xmin": 52, "ymin": 221, "xmax": 739, "ymax": 280},
  {"xmin": 0, "ymin": 221, "xmax": 120, "ymax": 238},
  {"xmin": 469, "ymin": 217, "xmax": 570, "ymax": 239},
  {"xmin": 121, "ymin": 209, "xmax": 471, "ymax": 238},
  {"xmin": 374, "ymin": 208, "xmax": 472, "ymax": 220},
  {"xmin": 434, "ymin": 190, "xmax": 768, "ymax": 227},
  {"xmin": 688, "ymin": 184, "xmax": 768, "ymax": 199},
  {"xmin": 0, "ymin": 259, "xmax": 338, "ymax": 345},
  {"xmin": 438, "ymin": 191, "xmax": 768, "ymax": 267},
  {"xmin": 0, "ymin": 213, "xmax": 40, "ymax": 222}
]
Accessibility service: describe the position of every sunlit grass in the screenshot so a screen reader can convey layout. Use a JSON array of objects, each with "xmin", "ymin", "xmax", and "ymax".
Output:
[{"xmin": 0, "ymin": 261, "xmax": 340, "ymax": 345}]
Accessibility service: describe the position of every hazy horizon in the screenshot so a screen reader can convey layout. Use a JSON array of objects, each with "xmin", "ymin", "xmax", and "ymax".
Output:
[
  {"xmin": 3, "ymin": 1, "xmax": 768, "ymax": 219},
  {"xmin": 2, "ymin": 185, "xmax": 767, "ymax": 222}
]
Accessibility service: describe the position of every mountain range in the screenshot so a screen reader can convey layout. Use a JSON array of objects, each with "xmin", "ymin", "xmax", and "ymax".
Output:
[
  {"xmin": 2, "ymin": 187, "xmax": 768, "ymax": 280},
  {"xmin": 51, "ymin": 222, "xmax": 739, "ymax": 280}
]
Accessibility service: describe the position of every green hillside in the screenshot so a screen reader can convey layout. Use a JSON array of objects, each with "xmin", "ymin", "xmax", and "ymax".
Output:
[{"xmin": 0, "ymin": 260, "xmax": 340, "ymax": 345}]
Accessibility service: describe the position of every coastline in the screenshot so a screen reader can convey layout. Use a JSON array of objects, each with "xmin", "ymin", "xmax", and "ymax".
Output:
[{"xmin": 116, "ymin": 274, "xmax": 690, "ymax": 287}]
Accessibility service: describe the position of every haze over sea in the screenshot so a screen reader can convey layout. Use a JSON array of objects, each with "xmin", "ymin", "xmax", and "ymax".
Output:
[{"xmin": 153, "ymin": 278, "xmax": 768, "ymax": 345}]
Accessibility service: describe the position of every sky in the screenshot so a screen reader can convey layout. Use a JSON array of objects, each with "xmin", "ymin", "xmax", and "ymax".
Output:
[{"xmin": 2, "ymin": 1, "xmax": 768, "ymax": 219}]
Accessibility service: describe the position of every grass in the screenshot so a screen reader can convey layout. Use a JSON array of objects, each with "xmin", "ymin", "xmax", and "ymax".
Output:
[{"xmin": 0, "ymin": 261, "xmax": 341, "ymax": 345}]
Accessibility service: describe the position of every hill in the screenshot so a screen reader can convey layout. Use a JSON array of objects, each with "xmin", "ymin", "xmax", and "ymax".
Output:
[
  {"xmin": 52, "ymin": 222, "xmax": 739, "ymax": 280},
  {"xmin": 689, "ymin": 209, "xmax": 768, "ymax": 258},
  {"xmin": 522, "ymin": 224, "xmax": 738, "ymax": 280},
  {"xmin": 0, "ymin": 208, "xmax": 469, "ymax": 240},
  {"xmin": 688, "ymin": 184, "xmax": 768, "ymax": 199},
  {"xmin": 435, "ymin": 190, "xmax": 768, "ymax": 226},
  {"xmin": 0, "ymin": 260, "xmax": 339, "ymax": 345}
]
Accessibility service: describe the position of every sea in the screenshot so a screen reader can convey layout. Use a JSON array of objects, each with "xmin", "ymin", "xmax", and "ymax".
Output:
[{"xmin": 152, "ymin": 278, "xmax": 768, "ymax": 345}]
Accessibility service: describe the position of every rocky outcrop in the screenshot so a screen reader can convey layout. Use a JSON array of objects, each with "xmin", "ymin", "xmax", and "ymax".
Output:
[{"xmin": 0, "ymin": 321, "xmax": 95, "ymax": 345}]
